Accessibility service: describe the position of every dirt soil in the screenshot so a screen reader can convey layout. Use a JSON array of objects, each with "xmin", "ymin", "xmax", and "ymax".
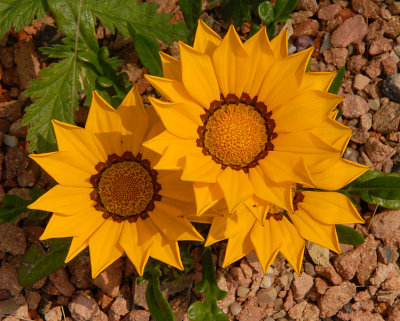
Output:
[{"xmin": 1, "ymin": 0, "xmax": 400, "ymax": 320}]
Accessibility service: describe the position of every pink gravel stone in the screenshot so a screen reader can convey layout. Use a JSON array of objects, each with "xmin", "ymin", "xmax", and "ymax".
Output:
[
  {"xmin": 110, "ymin": 296, "xmax": 129, "ymax": 317},
  {"xmin": 369, "ymin": 38, "xmax": 394, "ymax": 56},
  {"xmin": 331, "ymin": 15, "xmax": 367, "ymax": 48},
  {"xmin": 0, "ymin": 223, "xmax": 26, "ymax": 255},
  {"xmin": 318, "ymin": 4, "xmax": 341, "ymax": 20},
  {"xmin": 351, "ymin": 0, "xmax": 380, "ymax": 19},
  {"xmin": 365, "ymin": 138, "xmax": 396, "ymax": 164},
  {"xmin": 341, "ymin": 94, "xmax": 369, "ymax": 118},
  {"xmin": 370, "ymin": 263, "xmax": 397, "ymax": 288},
  {"xmin": 291, "ymin": 273, "xmax": 314, "ymax": 300},
  {"xmin": 69, "ymin": 294, "xmax": 107, "ymax": 321},
  {"xmin": 318, "ymin": 281, "xmax": 356, "ymax": 318},
  {"xmin": 314, "ymin": 263, "xmax": 343, "ymax": 285},
  {"xmin": 0, "ymin": 262, "xmax": 23, "ymax": 295},
  {"xmin": 123, "ymin": 310, "xmax": 151, "ymax": 321},
  {"xmin": 49, "ymin": 268, "xmax": 75, "ymax": 297},
  {"xmin": 292, "ymin": 19, "xmax": 319, "ymax": 38},
  {"xmin": 93, "ymin": 260, "xmax": 123, "ymax": 297},
  {"xmin": 288, "ymin": 300, "xmax": 307, "ymax": 319},
  {"xmin": 370, "ymin": 210, "xmax": 400, "ymax": 243}
]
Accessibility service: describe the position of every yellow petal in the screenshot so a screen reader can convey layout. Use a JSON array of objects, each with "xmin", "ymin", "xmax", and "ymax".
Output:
[
  {"xmin": 243, "ymin": 196, "xmax": 270, "ymax": 225},
  {"xmin": 94, "ymin": 131, "xmax": 122, "ymax": 157},
  {"xmin": 28, "ymin": 185, "xmax": 94, "ymax": 215},
  {"xmin": 276, "ymin": 217, "xmax": 305, "ymax": 275},
  {"xmin": 299, "ymin": 191, "xmax": 364, "ymax": 225},
  {"xmin": 119, "ymin": 221, "xmax": 151, "ymax": 276},
  {"xmin": 187, "ymin": 214, "xmax": 214, "ymax": 224},
  {"xmin": 223, "ymin": 232, "xmax": 254, "ymax": 267},
  {"xmin": 243, "ymin": 26, "xmax": 275, "ymax": 98},
  {"xmin": 160, "ymin": 51, "xmax": 182, "ymax": 81},
  {"xmin": 153, "ymin": 143, "xmax": 197, "ymax": 170},
  {"xmin": 250, "ymin": 218, "xmax": 281, "ymax": 274},
  {"xmin": 181, "ymin": 153, "xmax": 222, "ymax": 183},
  {"xmin": 180, "ymin": 41, "xmax": 220, "ymax": 109},
  {"xmin": 149, "ymin": 97, "xmax": 201, "ymax": 138},
  {"xmin": 289, "ymin": 209, "xmax": 340, "ymax": 253},
  {"xmin": 89, "ymin": 218, "xmax": 124, "ymax": 278},
  {"xmin": 85, "ymin": 91, "xmax": 122, "ymax": 134},
  {"xmin": 193, "ymin": 182, "xmax": 224, "ymax": 215},
  {"xmin": 258, "ymin": 47, "xmax": 313, "ymax": 108},
  {"xmin": 216, "ymin": 167, "xmax": 254, "ymax": 213},
  {"xmin": 137, "ymin": 217, "xmax": 156, "ymax": 249},
  {"xmin": 193, "ymin": 19, "xmax": 222, "ymax": 56},
  {"xmin": 212, "ymin": 25, "xmax": 249, "ymax": 97},
  {"xmin": 300, "ymin": 72, "xmax": 336, "ymax": 92},
  {"xmin": 158, "ymin": 170, "xmax": 195, "ymax": 202},
  {"xmin": 308, "ymin": 119, "xmax": 352, "ymax": 152},
  {"xmin": 273, "ymin": 91, "xmax": 342, "ymax": 132},
  {"xmin": 308, "ymin": 158, "xmax": 369, "ymax": 190},
  {"xmin": 143, "ymin": 130, "xmax": 190, "ymax": 155},
  {"xmin": 269, "ymin": 28, "xmax": 288, "ymax": 58},
  {"xmin": 65, "ymin": 236, "xmax": 89, "ymax": 263},
  {"xmin": 52, "ymin": 120, "xmax": 107, "ymax": 164},
  {"xmin": 248, "ymin": 166, "xmax": 293, "ymax": 211},
  {"xmin": 30, "ymin": 151, "xmax": 94, "ymax": 187}
]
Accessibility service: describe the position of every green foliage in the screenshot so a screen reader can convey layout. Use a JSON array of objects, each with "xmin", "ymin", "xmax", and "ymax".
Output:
[
  {"xmin": 341, "ymin": 170, "xmax": 400, "ymax": 209},
  {"xmin": 328, "ymin": 66, "xmax": 345, "ymax": 95},
  {"xmin": 0, "ymin": 189, "xmax": 49, "ymax": 224},
  {"xmin": 336, "ymin": 224, "xmax": 365, "ymax": 245},
  {"xmin": 219, "ymin": 0, "xmax": 254, "ymax": 27},
  {"xmin": 188, "ymin": 247, "xmax": 228, "ymax": 321},
  {"xmin": 144, "ymin": 268, "xmax": 175, "ymax": 321},
  {"xmin": 258, "ymin": 1, "xmax": 274, "ymax": 26},
  {"xmin": 180, "ymin": 0, "xmax": 202, "ymax": 44},
  {"xmin": 0, "ymin": 0, "xmax": 47, "ymax": 37},
  {"xmin": 18, "ymin": 238, "xmax": 71, "ymax": 286}
]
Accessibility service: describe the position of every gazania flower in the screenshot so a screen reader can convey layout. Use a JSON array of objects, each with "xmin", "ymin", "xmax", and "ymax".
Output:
[
  {"xmin": 205, "ymin": 189, "xmax": 364, "ymax": 274},
  {"xmin": 143, "ymin": 20, "xmax": 368, "ymax": 215},
  {"xmin": 28, "ymin": 86, "xmax": 203, "ymax": 278}
]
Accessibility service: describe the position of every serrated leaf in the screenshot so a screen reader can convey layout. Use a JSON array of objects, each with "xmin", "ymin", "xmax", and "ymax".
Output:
[
  {"xmin": 258, "ymin": 1, "xmax": 274, "ymax": 25},
  {"xmin": 23, "ymin": 55, "xmax": 80, "ymax": 152},
  {"xmin": 274, "ymin": 0, "xmax": 299, "ymax": 21},
  {"xmin": 328, "ymin": 66, "xmax": 345, "ymax": 95},
  {"xmin": 132, "ymin": 32, "xmax": 163, "ymax": 77},
  {"xmin": 89, "ymin": 0, "xmax": 188, "ymax": 45},
  {"xmin": 0, "ymin": 0, "xmax": 47, "ymax": 38},
  {"xmin": 336, "ymin": 224, "xmax": 365, "ymax": 245},
  {"xmin": 188, "ymin": 247, "xmax": 228, "ymax": 321},
  {"xmin": 0, "ymin": 195, "xmax": 31, "ymax": 224},
  {"xmin": 180, "ymin": 0, "xmax": 202, "ymax": 44},
  {"xmin": 18, "ymin": 238, "xmax": 71, "ymax": 286}
]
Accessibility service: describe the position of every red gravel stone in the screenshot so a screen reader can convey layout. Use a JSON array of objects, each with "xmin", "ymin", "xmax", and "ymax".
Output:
[
  {"xmin": 237, "ymin": 297, "xmax": 269, "ymax": 321},
  {"xmin": 0, "ymin": 262, "xmax": 23, "ymax": 295},
  {"xmin": 370, "ymin": 263, "xmax": 397, "ymax": 288},
  {"xmin": 13, "ymin": 38, "xmax": 40, "ymax": 90},
  {"xmin": 351, "ymin": 0, "xmax": 380, "ymax": 19},
  {"xmin": 110, "ymin": 296, "xmax": 129, "ymax": 317},
  {"xmin": 356, "ymin": 235, "xmax": 380, "ymax": 286},
  {"xmin": 365, "ymin": 137, "xmax": 396, "ymax": 164},
  {"xmin": 314, "ymin": 263, "xmax": 343, "ymax": 286},
  {"xmin": 314, "ymin": 277, "xmax": 329, "ymax": 295},
  {"xmin": 231, "ymin": 267, "xmax": 251, "ymax": 287},
  {"xmin": 341, "ymin": 94, "xmax": 369, "ymax": 118},
  {"xmin": 318, "ymin": 4, "xmax": 341, "ymax": 20},
  {"xmin": 369, "ymin": 38, "xmax": 394, "ymax": 56},
  {"xmin": 291, "ymin": 273, "xmax": 313, "ymax": 300},
  {"xmin": 318, "ymin": 281, "xmax": 356, "ymax": 318},
  {"xmin": 296, "ymin": 0, "xmax": 318, "ymax": 14},
  {"xmin": 49, "ymin": 268, "xmax": 75, "ymax": 297},
  {"xmin": 0, "ymin": 100, "xmax": 22, "ymax": 121},
  {"xmin": 0, "ymin": 223, "xmax": 26, "ymax": 255},
  {"xmin": 373, "ymin": 101, "xmax": 400, "ymax": 133},
  {"xmin": 331, "ymin": 15, "xmax": 367, "ymax": 48},
  {"xmin": 322, "ymin": 47, "xmax": 348, "ymax": 68},
  {"xmin": 123, "ymin": 310, "xmax": 150, "ymax": 321},
  {"xmin": 381, "ymin": 56, "xmax": 398, "ymax": 77},
  {"xmin": 292, "ymin": 19, "xmax": 319, "ymax": 38},
  {"xmin": 288, "ymin": 300, "xmax": 307, "ymax": 319},
  {"xmin": 69, "ymin": 294, "xmax": 107, "ymax": 321},
  {"xmin": 93, "ymin": 260, "xmax": 123, "ymax": 297}
]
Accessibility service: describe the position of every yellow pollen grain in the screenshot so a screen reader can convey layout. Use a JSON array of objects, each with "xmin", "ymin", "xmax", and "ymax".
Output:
[
  {"xmin": 204, "ymin": 103, "xmax": 268, "ymax": 167},
  {"xmin": 98, "ymin": 161, "xmax": 154, "ymax": 217}
]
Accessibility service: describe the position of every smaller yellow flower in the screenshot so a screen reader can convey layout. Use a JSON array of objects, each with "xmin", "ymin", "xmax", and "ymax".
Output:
[{"xmin": 29, "ymin": 86, "xmax": 203, "ymax": 278}]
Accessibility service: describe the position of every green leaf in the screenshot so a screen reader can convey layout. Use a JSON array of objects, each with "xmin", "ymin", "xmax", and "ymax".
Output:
[
  {"xmin": 258, "ymin": 1, "xmax": 274, "ymax": 25},
  {"xmin": 274, "ymin": 0, "xmax": 299, "ymax": 21},
  {"xmin": 132, "ymin": 32, "xmax": 163, "ymax": 77},
  {"xmin": 89, "ymin": 0, "xmax": 188, "ymax": 45},
  {"xmin": 18, "ymin": 238, "xmax": 71, "ymax": 286},
  {"xmin": 188, "ymin": 247, "xmax": 228, "ymax": 321},
  {"xmin": 23, "ymin": 55, "xmax": 80, "ymax": 152},
  {"xmin": 0, "ymin": 195, "xmax": 31, "ymax": 224},
  {"xmin": 336, "ymin": 224, "xmax": 365, "ymax": 245},
  {"xmin": 248, "ymin": 23, "xmax": 261, "ymax": 38},
  {"xmin": 179, "ymin": 0, "xmax": 202, "ymax": 44},
  {"xmin": 0, "ymin": 0, "xmax": 47, "ymax": 38},
  {"xmin": 341, "ymin": 170, "xmax": 400, "ymax": 209},
  {"xmin": 328, "ymin": 66, "xmax": 345, "ymax": 95},
  {"xmin": 145, "ymin": 268, "xmax": 175, "ymax": 321},
  {"xmin": 220, "ymin": 0, "xmax": 251, "ymax": 27}
]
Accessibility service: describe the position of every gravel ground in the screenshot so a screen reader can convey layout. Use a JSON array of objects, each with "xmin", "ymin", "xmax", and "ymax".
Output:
[{"xmin": 1, "ymin": 0, "xmax": 400, "ymax": 320}]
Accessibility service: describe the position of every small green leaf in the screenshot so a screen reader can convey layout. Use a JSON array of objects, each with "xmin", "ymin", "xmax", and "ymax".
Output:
[
  {"xmin": 188, "ymin": 247, "xmax": 228, "ymax": 321},
  {"xmin": 328, "ymin": 66, "xmax": 345, "ymax": 94},
  {"xmin": 18, "ymin": 238, "xmax": 71, "ymax": 286},
  {"xmin": 258, "ymin": 1, "xmax": 274, "ymax": 26},
  {"xmin": 248, "ymin": 23, "xmax": 261, "ymax": 38},
  {"xmin": 145, "ymin": 268, "xmax": 175, "ymax": 321},
  {"xmin": 96, "ymin": 76, "xmax": 114, "ymax": 88},
  {"xmin": 180, "ymin": 0, "xmax": 202, "ymax": 44},
  {"xmin": 133, "ymin": 32, "xmax": 163, "ymax": 77},
  {"xmin": 274, "ymin": 0, "xmax": 299, "ymax": 21},
  {"xmin": 0, "ymin": 195, "xmax": 31, "ymax": 224},
  {"xmin": 336, "ymin": 225, "xmax": 365, "ymax": 245}
]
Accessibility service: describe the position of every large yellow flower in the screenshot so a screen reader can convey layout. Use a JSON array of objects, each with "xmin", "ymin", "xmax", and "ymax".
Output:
[
  {"xmin": 143, "ymin": 21, "xmax": 368, "ymax": 215},
  {"xmin": 28, "ymin": 86, "xmax": 203, "ymax": 278}
]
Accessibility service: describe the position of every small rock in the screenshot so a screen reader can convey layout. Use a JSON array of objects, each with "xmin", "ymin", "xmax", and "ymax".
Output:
[
  {"xmin": 307, "ymin": 242, "xmax": 329, "ymax": 266},
  {"xmin": 365, "ymin": 57, "xmax": 383, "ymax": 79},
  {"xmin": 331, "ymin": 15, "xmax": 367, "ymax": 48},
  {"xmin": 304, "ymin": 262, "xmax": 315, "ymax": 277},
  {"xmin": 44, "ymin": 306, "xmax": 63, "ymax": 321},
  {"xmin": 381, "ymin": 73, "xmax": 400, "ymax": 103},
  {"xmin": 315, "ymin": 263, "xmax": 343, "ymax": 285},
  {"xmin": 296, "ymin": 0, "xmax": 318, "ymax": 14},
  {"xmin": 14, "ymin": 38, "xmax": 41, "ymax": 90},
  {"xmin": 3, "ymin": 134, "xmax": 18, "ymax": 147},
  {"xmin": 0, "ymin": 262, "xmax": 23, "ymax": 295},
  {"xmin": 230, "ymin": 302, "xmax": 242, "ymax": 315},
  {"xmin": 356, "ymin": 235, "xmax": 380, "ymax": 286},
  {"xmin": 382, "ymin": 56, "xmax": 398, "ymax": 77},
  {"xmin": 245, "ymin": 252, "xmax": 263, "ymax": 273},
  {"xmin": 8, "ymin": 118, "xmax": 27, "ymax": 138},
  {"xmin": 302, "ymin": 303, "xmax": 320, "ymax": 321},
  {"xmin": 25, "ymin": 290, "xmax": 41, "ymax": 310},
  {"xmin": 93, "ymin": 261, "xmax": 122, "ymax": 297},
  {"xmin": 291, "ymin": 273, "xmax": 313, "ymax": 300},
  {"xmin": 365, "ymin": 137, "xmax": 396, "ymax": 164},
  {"xmin": 237, "ymin": 297, "xmax": 269, "ymax": 321},
  {"xmin": 292, "ymin": 19, "xmax": 319, "ymax": 38},
  {"xmin": 288, "ymin": 300, "xmax": 307, "ymax": 319},
  {"xmin": 260, "ymin": 276, "xmax": 272, "ymax": 288},
  {"xmin": 350, "ymin": 127, "xmax": 370, "ymax": 144},
  {"xmin": 318, "ymin": 4, "xmax": 341, "ymax": 20},
  {"xmin": 256, "ymin": 287, "xmax": 277, "ymax": 307},
  {"xmin": 314, "ymin": 277, "xmax": 329, "ymax": 295},
  {"xmin": 110, "ymin": 296, "xmax": 129, "ymax": 317},
  {"xmin": 237, "ymin": 286, "xmax": 250, "ymax": 298},
  {"xmin": 68, "ymin": 253, "xmax": 92, "ymax": 289},
  {"xmin": 0, "ymin": 223, "xmax": 26, "ymax": 255},
  {"xmin": 372, "ymin": 101, "xmax": 400, "ymax": 134},
  {"xmin": 283, "ymin": 289, "xmax": 294, "ymax": 310},
  {"xmin": 353, "ymin": 74, "xmax": 370, "ymax": 90},
  {"xmin": 341, "ymin": 94, "xmax": 369, "ymax": 118},
  {"xmin": 0, "ymin": 47, "xmax": 14, "ymax": 68},
  {"xmin": 240, "ymin": 260, "xmax": 253, "ymax": 279},
  {"xmin": 69, "ymin": 294, "xmax": 107, "ymax": 321},
  {"xmin": 231, "ymin": 267, "xmax": 251, "ymax": 287},
  {"xmin": 370, "ymin": 210, "xmax": 400, "ymax": 244},
  {"xmin": 123, "ymin": 310, "xmax": 150, "ymax": 321},
  {"xmin": 351, "ymin": 0, "xmax": 380, "ymax": 19},
  {"xmin": 377, "ymin": 245, "xmax": 399, "ymax": 264},
  {"xmin": 348, "ymin": 55, "xmax": 367, "ymax": 73},
  {"xmin": 49, "ymin": 268, "xmax": 75, "ymax": 297},
  {"xmin": 369, "ymin": 38, "xmax": 394, "ymax": 56},
  {"xmin": 216, "ymin": 270, "xmax": 236, "ymax": 309},
  {"xmin": 0, "ymin": 294, "xmax": 29, "ymax": 319},
  {"xmin": 318, "ymin": 281, "xmax": 356, "ymax": 318},
  {"xmin": 322, "ymin": 47, "xmax": 348, "ymax": 68},
  {"xmin": 388, "ymin": 2, "xmax": 400, "ymax": 15},
  {"xmin": 368, "ymin": 99, "xmax": 380, "ymax": 111},
  {"xmin": 359, "ymin": 113, "xmax": 372, "ymax": 131}
]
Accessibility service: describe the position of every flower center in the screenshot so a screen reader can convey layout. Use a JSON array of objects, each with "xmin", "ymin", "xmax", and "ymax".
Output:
[
  {"xmin": 98, "ymin": 161, "xmax": 154, "ymax": 217},
  {"xmin": 90, "ymin": 152, "xmax": 162, "ymax": 223},
  {"xmin": 266, "ymin": 204, "xmax": 283, "ymax": 221},
  {"xmin": 197, "ymin": 94, "xmax": 277, "ymax": 172}
]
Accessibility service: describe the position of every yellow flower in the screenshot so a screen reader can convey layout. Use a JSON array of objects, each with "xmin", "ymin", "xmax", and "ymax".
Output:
[
  {"xmin": 205, "ymin": 188, "xmax": 364, "ymax": 274},
  {"xmin": 144, "ymin": 20, "xmax": 368, "ymax": 215},
  {"xmin": 28, "ymin": 86, "xmax": 203, "ymax": 278}
]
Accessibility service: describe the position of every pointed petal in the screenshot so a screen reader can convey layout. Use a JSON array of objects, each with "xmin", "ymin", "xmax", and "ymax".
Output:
[
  {"xmin": 28, "ymin": 185, "xmax": 94, "ymax": 215},
  {"xmin": 308, "ymin": 119, "xmax": 352, "ymax": 152},
  {"xmin": 217, "ymin": 167, "xmax": 254, "ymax": 213},
  {"xmin": 182, "ymin": 154, "xmax": 222, "ymax": 183},
  {"xmin": 223, "ymin": 233, "xmax": 254, "ymax": 267},
  {"xmin": 64, "ymin": 236, "xmax": 89, "ymax": 263},
  {"xmin": 193, "ymin": 182, "xmax": 224, "ymax": 215},
  {"xmin": 30, "ymin": 152, "xmax": 94, "ymax": 187},
  {"xmin": 273, "ymin": 91, "xmax": 342, "ymax": 132},
  {"xmin": 258, "ymin": 47, "xmax": 313, "ymax": 108},
  {"xmin": 269, "ymin": 28, "xmax": 288, "ymax": 58},
  {"xmin": 143, "ymin": 130, "xmax": 193, "ymax": 155},
  {"xmin": 85, "ymin": 91, "xmax": 122, "ymax": 134},
  {"xmin": 243, "ymin": 26, "xmax": 275, "ymax": 98},
  {"xmin": 300, "ymin": 72, "xmax": 336, "ymax": 92},
  {"xmin": 180, "ymin": 41, "xmax": 220, "ymax": 109},
  {"xmin": 212, "ymin": 25, "xmax": 249, "ymax": 97},
  {"xmin": 89, "ymin": 218, "xmax": 124, "ymax": 278},
  {"xmin": 289, "ymin": 209, "xmax": 341, "ymax": 253},
  {"xmin": 193, "ymin": 19, "xmax": 222, "ymax": 56},
  {"xmin": 299, "ymin": 191, "xmax": 364, "ymax": 225},
  {"xmin": 149, "ymin": 97, "xmax": 201, "ymax": 138},
  {"xmin": 153, "ymin": 143, "xmax": 199, "ymax": 170},
  {"xmin": 119, "ymin": 221, "xmax": 151, "ymax": 276},
  {"xmin": 158, "ymin": 170, "xmax": 195, "ymax": 202},
  {"xmin": 276, "ymin": 217, "xmax": 305, "ymax": 275},
  {"xmin": 160, "ymin": 51, "xmax": 182, "ymax": 81},
  {"xmin": 94, "ymin": 131, "xmax": 122, "ymax": 157},
  {"xmin": 243, "ymin": 196, "xmax": 270, "ymax": 225}
]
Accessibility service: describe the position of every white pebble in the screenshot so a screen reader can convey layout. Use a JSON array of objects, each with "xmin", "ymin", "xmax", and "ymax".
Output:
[
  {"xmin": 230, "ymin": 302, "xmax": 242, "ymax": 315},
  {"xmin": 261, "ymin": 276, "xmax": 272, "ymax": 288},
  {"xmin": 236, "ymin": 286, "xmax": 250, "ymax": 297},
  {"xmin": 3, "ymin": 134, "xmax": 18, "ymax": 147}
]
